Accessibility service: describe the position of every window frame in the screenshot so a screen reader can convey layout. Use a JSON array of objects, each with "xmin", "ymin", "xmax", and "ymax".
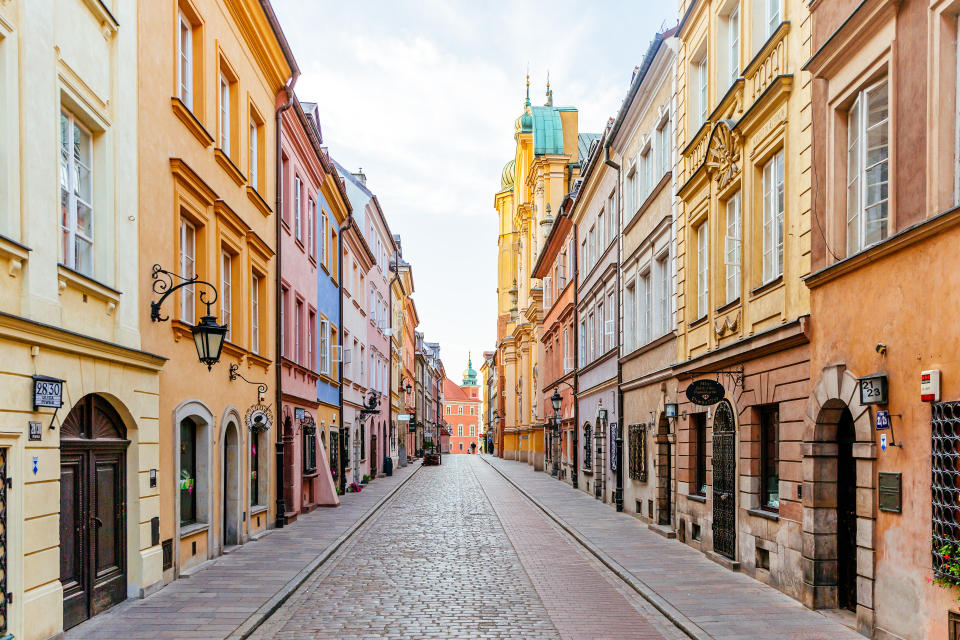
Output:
[
  {"xmin": 60, "ymin": 109, "xmax": 95, "ymax": 277},
  {"xmin": 179, "ymin": 417, "xmax": 198, "ymax": 526},
  {"xmin": 845, "ymin": 78, "xmax": 890, "ymax": 256},
  {"xmin": 179, "ymin": 218, "xmax": 196, "ymax": 323},
  {"xmin": 696, "ymin": 221, "xmax": 709, "ymax": 318},
  {"xmin": 694, "ymin": 412, "xmax": 707, "ymax": 496},
  {"xmin": 759, "ymin": 405, "xmax": 780, "ymax": 511},
  {"xmin": 761, "ymin": 150, "xmax": 785, "ymax": 283},
  {"xmin": 221, "ymin": 251, "xmax": 233, "ymax": 341},
  {"xmin": 177, "ymin": 10, "xmax": 194, "ymax": 110},
  {"xmin": 724, "ymin": 190, "xmax": 741, "ymax": 303},
  {"xmin": 219, "ymin": 72, "xmax": 231, "ymax": 153},
  {"xmin": 251, "ymin": 273, "xmax": 261, "ymax": 354}
]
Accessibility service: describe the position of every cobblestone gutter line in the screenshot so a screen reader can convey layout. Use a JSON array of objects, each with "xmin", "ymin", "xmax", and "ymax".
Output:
[
  {"xmin": 230, "ymin": 464, "xmax": 423, "ymax": 640},
  {"xmin": 480, "ymin": 456, "xmax": 711, "ymax": 640}
]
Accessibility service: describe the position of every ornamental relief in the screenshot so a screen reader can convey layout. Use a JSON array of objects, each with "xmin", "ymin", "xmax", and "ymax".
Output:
[
  {"xmin": 704, "ymin": 120, "xmax": 741, "ymax": 191},
  {"xmin": 713, "ymin": 309, "xmax": 741, "ymax": 338}
]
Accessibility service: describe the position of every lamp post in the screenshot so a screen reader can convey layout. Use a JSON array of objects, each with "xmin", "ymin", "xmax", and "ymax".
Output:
[
  {"xmin": 550, "ymin": 383, "xmax": 574, "ymax": 480},
  {"xmin": 150, "ymin": 264, "xmax": 226, "ymax": 369}
]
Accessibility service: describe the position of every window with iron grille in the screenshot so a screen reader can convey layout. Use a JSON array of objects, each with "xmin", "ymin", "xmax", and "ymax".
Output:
[
  {"xmin": 0, "ymin": 447, "xmax": 7, "ymax": 635},
  {"xmin": 933, "ymin": 401, "xmax": 960, "ymax": 580},
  {"xmin": 629, "ymin": 424, "xmax": 647, "ymax": 482},
  {"xmin": 583, "ymin": 423, "xmax": 593, "ymax": 470}
]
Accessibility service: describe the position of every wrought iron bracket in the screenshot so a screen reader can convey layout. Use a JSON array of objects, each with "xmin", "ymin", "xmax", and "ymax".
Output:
[
  {"xmin": 150, "ymin": 264, "xmax": 218, "ymax": 322},
  {"xmin": 229, "ymin": 363, "xmax": 268, "ymax": 398},
  {"xmin": 691, "ymin": 366, "xmax": 744, "ymax": 390}
]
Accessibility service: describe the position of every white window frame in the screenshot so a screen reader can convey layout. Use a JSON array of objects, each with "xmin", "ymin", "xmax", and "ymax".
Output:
[
  {"xmin": 249, "ymin": 117, "xmax": 258, "ymax": 189},
  {"xmin": 294, "ymin": 176, "xmax": 302, "ymax": 241},
  {"xmin": 221, "ymin": 252, "xmax": 232, "ymax": 341},
  {"xmin": 762, "ymin": 151, "xmax": 784, "ymax": 283},
  {"xmin": 846, "ymin": 79, "xmax": 889, "ymax": 256},
  {"xmin": 695, "ymin": 54, "xmax": 709, "ymax": 127},
  {"xmin": 251, "ymin": 274, "xmax": 260, "ymax": 354},
  {"xmin": 177, "ymin": 11, "xmax": 193, "ymax": 110},
  {"xmin": 179, "ymin": 219, "xmax": 196, "ymax": 323},
  {"xmin": 219, "ymin": 73, "xmax": 230, "ymax": 153},
  {"xmin": 728, "ymin": 4, "xmax": 740, "ymax": 86},
  {"xmin": 625, "ymin": 278, "xmax": 636, "ymax": 350},
  {"xmin": 656, "ymin": 252, "xmax": 671, "ymax": 336},
  {"xmin": 657, "ymin": 117, "xmax": 672, "ymax": 178},
  {"xmin": 638, "ymin": 271, "xmax": 651, "ymax": 346},
  {"xmin": 60, "ymin": 110, "xmax": 95, "ymax": 277},
  {"xmin": 307, "ymin": 198, "xmax": 315, "ymax": 257},
  {"xmin": 767, "ymin": 0, "xmax": 782, "ymax": 37},
  {"xmin": 578, "ymin": 319, "xmax": 586, "ymax": 365},
  {"xmin": 696, "ymin": 222, "xmax": 709, "ymax": 318},
  {"xmin": 725, "ymin": 191, "xmax": 741, "ymax": 303}
]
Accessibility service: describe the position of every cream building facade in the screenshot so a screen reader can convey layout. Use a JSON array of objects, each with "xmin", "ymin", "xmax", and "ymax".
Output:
[{"xmin": 0, "ymin": 1, "xmax": 165, "ymax": 638}]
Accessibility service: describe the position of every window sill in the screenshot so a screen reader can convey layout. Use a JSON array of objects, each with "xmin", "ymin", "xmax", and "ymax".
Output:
[
  {"xmin": 750, "ymin": 275, "xmax": 783, "ymax": 299},
  {"xmin": 747, "ymin": 507, "xmax": 779, "ymax": 522},
  {"xmin": 685, "ymin": 493, "xmax": 706, "ymax": 503},
  {"xmin": 179, "ymin": 522, "xmax": 209, "ymax": 538},
  {"xmin": 250, "ymin": 505, "xmax": 268, "ymax": 516},
  {"xmin": 215, "ymin": 148, "xmax": 246, "ymax": 187},
  {"xmin": 246, "ymin": 186, "xmax": 272, "ymax": 216},
  {"xmin": 170, "ymin": 97, "xmax": 214, "ymax": 148},
  {"xmin": 688, "ymin": 314, "xmax": 708, "ymax": 329},
  {"xmin": 716, "ymin": 297, "xmax": 740, "ymax": 314},
  {"xmin": 58, "ymin": 264, "xmax": 122, "ymax": 312},
  {"xmin": 303, "ymin": 470, "xmax": 319, "ymax": 478}
]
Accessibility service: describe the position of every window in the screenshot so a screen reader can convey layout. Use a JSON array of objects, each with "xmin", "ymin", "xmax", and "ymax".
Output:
[
  {"xmin": 638, "ymin": 272, "xmax": 650, "ymax": 345},
  {"xmin": 762, "ymin": 151, "xmax": 784, "ymax": 282},
  {"xmin": 657, "ymin": 119, "xmax": 672, "ymax": 178},
  {"xmin": 563, "ymin": 328, "xmax": 571, "ymax": 372},
  {"xmin": 588, "ymin": 312, "xmax": 595, "ymax": 362},
  {"xmin": 458, "ymin": 406, "xmax": 463, "ymax": 415},
  {"xmin": 607, "ymin": 290, "xmax": 615, "ymax": 350},
  {"xmin": 320, "ymin": 211, "xmax": 328, "ymax": 268},
  {"xmin": 470, "ymin": 425, "xmax": 476, "ymax": 436},
  {"xmin": 625, "ymin": 279, "xmax": 636, "ymax": 350},
  {"xmin": 307, "ymin": 199, "xmax": 315, "ymax": 257},
  {"xmin": 578, "ymin": 319, "xmax": 586, "ymax": 365},
  {"xmin": 583, "ymin": 423, "xmax": 593, "ymax": 470},
  {"xmin": 470, "ymin": 407, "xmax": 475, "ymax": 416},
  {"xmin": 179, "ymin": 219, "xmax": 196, "ymax": 323},
  {"xmin": 766, "ymin": 0, "xmax": 781, "ymax": 37},
  {"xmin": 588, "ymin": 226, "xmax": 596, "ymax": 268},
  {"xmin": 727, "ymin": 4, "xmax": 740, "ymax": 86},
  {"xmin": 295, "ymin": 300, "xmax": 303, "ymax": 364},
  {"xmin": 846, "ymin": 80, "xmax": 889, "ymax": 256},
  {"xmin": 59, "ymin": 110, "xmax": 94, "ymax": 276},
  {"xmin": 251, "ymin": 274, "xmax": 261, "ymax": 354},
  {"xmin": 177, "ymin": 11, "xmax": 194, "ymax": 109},
  {"xmin": 608, "ymin": 191, "xmax": 617, "ymax": 243},
  {"xmin": 219, "ymin": 73, "xmax": 231, "ymax": 153},
  {"xmin": 458, "ymin": 425, "xmax": 463, "ymax": 437},
  {"xmin": 694, "ymin": 413, "xmax": 707, "ymax": 495},
  {"xmin": 249, "ymin": 115, "xmax": 261, "ymax": 191},
  {"xmin": 656, "ymin": 253, "xmax": 671, "ymax": 335},
  {"xmin": 725, "ymin": 191, "xmax": 741, "ymax": 303},
  {"xmin": 760, "ymin": 405, "xmax": 779, "ymax": 510},
  {"xmin": 308, "ymin": 310, "xmax": 315, "ymax": 369},
  {"xmin": 281, "ymin": 155, "xmax": 289, "ymax": 224},
  {"xmin": 597, "ymin": 300, "xmax": 604, "ymax": 351},
  {"xmin": 281, "ymin": 287, "xmax": 289, "ymax": 357},
  {"xmin": 360, "ymin": 423, "xmax": 366, "ymax": 459},
  {"xmin": 303, "ymin": 430, "xmax": 317, "ymax": 474},
  {"xmin": 179, "ymin": 418, "xmax": 198, "ymax": 525},
  {"xmin": 221, "ymin": 252, "xmax": 232, "ymax": 341},
  {"xmin": 625, "ymin": 166, "xmax": 636, "ymax": 217},
  {"xmin": 251, "ymin": 433, "xmax": 260, "ymax": 505},
  {"xmin": 639, "ymin": 149, "xmax": 652, "ymax": 202},
  {"xmin": 320, "ymin": 318, "xmax": 330, "ymax": 374},
  {"xmin": 694, "ymin": 54, "xmax": 709, "ymax": 127},
  {"xmin": 597, "ymin": 211, "xmax": 605, "ymax": 253},
  {"xmin": 294, "ymin": 177, "xmax": 302, "ymax": 241},
  {"xmin": 696, "ymin": 222, "xmax": 709, "ymax": 318}
]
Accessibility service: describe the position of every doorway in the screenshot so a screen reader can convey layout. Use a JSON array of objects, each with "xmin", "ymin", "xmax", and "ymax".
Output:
[
  {"xmin": 60, "ymin": 394, "xmax": 129, "ymax": 630},
  {"xmin": 223, "ymin": 423, "xmax": 240, "ymax": 548},
  {"xmin": 370, "ymin": 432, "xmax": 378, "ymax": 477},
  {"xmin": 656, "ymin": 414, "xmax": 672, "ymax": 526},
  {"xmin": 837, "ymin": 409, "xmax": 857, "ymax": 611},
  {"xmin": 712, "ymin": 400, "xmax": 736, "ymax": 559}
]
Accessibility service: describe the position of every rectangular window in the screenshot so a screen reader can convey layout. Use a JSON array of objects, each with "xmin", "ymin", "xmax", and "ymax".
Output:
[
  {"xmin": 251, "ymin": 434, "xmax": 260, "ymax": 505},
  {"xmin": 219, "ymin": 73, "xmax": 231, "ymax": 153},
  {"xmin": 760, "ymin": 405, "xmax": 780, "ymax": 510},
  {"xmin": 626, "ymin": 167, "xmax": 636, "ymax": 217},
  {"xmin": 303, "ymin": 431, "xmax": 317, "ymax": 474},
  {"xmin": 588, "ymin": 226, "xmax": 596, "ymax": 268},
  {"xmin": 657, "ymin": 119, "xmax": 672, "ymax": 178},
  {"xmin": 656, "ymin": 253, "xmax": 670, "ymax": 336},
  {"xmin": 696, "ymin": 56, "xmax": 709, "ymax": 126},
  {"xmin": 728, "ymin": 4, "xmax": 740, "ymax": 86},
  {"xmin": 588, "ymin": 313, "xmax": 595, "ymax": 362},
  {"xmin": 767, "ymin": 0, "xmax": 781, "ymax": 36},
  {"xmin": 846, "ymin": 79, "xmax": 889, "ymax": 256},
  {"xmin": 249, "ymin": 116, "xmax": 260, "ymax": 190},
  {"xmin": 221, "ymin": 252, "xmax": 232, "ymax": 341},
  {"xmin": 608, "ymin": 191, "xmax": 617, "ymax": 243},
  {"xmin": 596, "ymin": 301, "xmax": 604, "ymax": 352},
  {"xmin": 59, "ymin": 110, "xmax": 94, "ymax": 276},
  {"xmin": 563, "ymin": 327, "xmax": 571, "ymax": 372},
  {"xmin": 762, "ymin": 151, "xmax": 785, "ymax": 283},
  {"xmin": 458, "ymin": 425, "xmax": 463, "ymax": 436},
  {"xmin": 307, "ymin": 198, "xmax": 315, "ymax": 257},
  {"xmin": 251, "ymin": 274, "xmax": 261, "ymax": 354},
  {"xmin": 696, "ymin": 222, "xmax": 708, "ymax": 318},
  {"xmin": 281, "ymin": 287, "xmax": 289, "ymax": 357},
  {"xmin": 638, "ymin": 272, "xmax": 650, "ymax": 345},
  {"xmin": 308, "ymin": 310, "xmax": 315, "ymax": 370},
  {"xmin": 320, "ymin": 318, "xmax": 330, "ymax": 374},
  {"xmin": 294, "ymin": 177, "xmax": 302, "ymax": 241},
  {"xmin": 179, "ymin": 219, "xmax": 196, "ymax": 323},
  {"xmin": 180, "ymin": 418, "xmax": 197, "ymax": 525},
  {"xmin": 470, "ymin": 425, "xmax": 476, "ymax": 436},
  {"xmin": 597, "ymin": 211, "xmax": 605, "ymax": 253},
  {"xmin": 625, "ymin": 279, "xmax": 636, "ymax": 350},
  {"xmin": 295, "ymin": 300, "xmax": 303, "ymax": 364},
  {"xmin": 177, "ymin": 11, "xmax": 194, "ymax": 109},
  {"xmin": 606, "ymin": 290, "xmax": 615, "ymax": 351},
  {"xmin": 725, "ymin": 191, "xmax": 741, "ymax": 303},
  {"xmin": 578, "ymin": 319, "xmax": 586, "ymax": 365},
  {"xmin": 694, "ymin": 413, "xmax": 707, "ymax": 495}
]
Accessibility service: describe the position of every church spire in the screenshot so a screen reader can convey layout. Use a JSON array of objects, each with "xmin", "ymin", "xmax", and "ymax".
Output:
[{"xmin": 545, "ymin": 70, "xmax": 553, "ymax": 106}]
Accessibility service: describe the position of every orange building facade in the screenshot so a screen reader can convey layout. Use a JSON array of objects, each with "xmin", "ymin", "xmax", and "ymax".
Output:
[{"xmin": 442, "ymin": 357, "xmax": 481, "ymax": 454}]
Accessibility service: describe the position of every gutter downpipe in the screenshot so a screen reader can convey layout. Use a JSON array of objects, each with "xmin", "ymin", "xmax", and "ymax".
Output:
[
  {"xmin": 338, "ymin": 215, "xmax": 354, "ymax": 496},
  {"xmin": 604, "ymin": 142, "xmax": 624, "ymax": 513},
  {"xmin": 274, "ymin": 74, "xmax": 298, "ymax": 529},
  {"xmin": 561, "ymin": 195, "xmax": 579, "ymax": 491},
  {"xmin": 388, "ymin": 245, "xmax": 400, "ymax": 467}
]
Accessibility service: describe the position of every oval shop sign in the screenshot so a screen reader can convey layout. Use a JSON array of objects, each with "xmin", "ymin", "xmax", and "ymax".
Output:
[{"xmin": 685, "ymin": 379, "xmax": 725, "ymax": 406}]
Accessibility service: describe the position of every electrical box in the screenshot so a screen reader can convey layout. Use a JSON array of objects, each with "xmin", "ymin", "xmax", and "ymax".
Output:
[{"xmin": 922, "ymin": 369, "xmax": 941, "ymax": 402}]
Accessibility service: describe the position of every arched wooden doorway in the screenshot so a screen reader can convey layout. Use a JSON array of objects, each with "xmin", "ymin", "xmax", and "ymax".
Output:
[
  {"xmin": 60, "ymin": 394, "xmax": 129, "ymax": 630},
  {"xmin": 370, "ymin": 430, "xmax": 378, "ymax": 477},
  {"xmin": 655, "ymin": 413, "xmax": 672, "ymax": 526}
]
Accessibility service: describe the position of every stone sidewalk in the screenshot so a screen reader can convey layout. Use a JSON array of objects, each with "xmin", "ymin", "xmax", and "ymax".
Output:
[
  {"xmin": 481, "ymin": 455, "xmax": 861, "ymax": 640},
  {"xmin": 65, "ymin": 462, "xmax": 421, "ymax": 640}
]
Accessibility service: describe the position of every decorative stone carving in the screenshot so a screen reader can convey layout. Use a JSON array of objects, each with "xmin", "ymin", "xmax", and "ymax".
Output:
[
  {"xmin": 705, "ymin": 120, "xmax": 741, "ymax": 190},
  {"xmin": 713, "ymin": 309, "xmax": 741, "ymax": 338}
]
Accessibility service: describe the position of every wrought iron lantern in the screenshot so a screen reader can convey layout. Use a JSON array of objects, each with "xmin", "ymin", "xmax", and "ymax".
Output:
[
  {"xmin": 551, "ymin": 389, "xmax": 562, "ymax": 415},
  {"xmin": 150, "ymin": 264, "xmax": 227, "ymax": 370}
]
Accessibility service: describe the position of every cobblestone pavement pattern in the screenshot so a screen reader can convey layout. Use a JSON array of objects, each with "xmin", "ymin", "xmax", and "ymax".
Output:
[{"xmin": 253, "ymin": 456, "xmax": 684, "ymax": 640}]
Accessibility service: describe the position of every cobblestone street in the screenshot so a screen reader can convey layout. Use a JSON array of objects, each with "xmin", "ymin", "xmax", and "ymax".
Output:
[{"xmin": 252, "ymin": 455, "xmax": 686, "ymax": 640}]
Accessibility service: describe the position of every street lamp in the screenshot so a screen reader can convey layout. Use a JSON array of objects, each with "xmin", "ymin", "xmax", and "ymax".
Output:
[{"xmin": 150, "ymin": 264, "xmax": 227, "ymax": 370}]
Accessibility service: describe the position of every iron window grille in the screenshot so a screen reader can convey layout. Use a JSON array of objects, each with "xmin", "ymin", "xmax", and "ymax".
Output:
[
  {"xmin": 629, "ymin": 424, "xmax": 647, "ymax": 482},
  {"xmin": 583, "ymin": 423, "xmax": 593, "ymax": 470},
  {"xmin": 933, "ymin": 401, "xmax": 960, "ymax": 580},
  {"xmin": 0, "ymin": 447, "xmax": 7, "ymax": 635}
]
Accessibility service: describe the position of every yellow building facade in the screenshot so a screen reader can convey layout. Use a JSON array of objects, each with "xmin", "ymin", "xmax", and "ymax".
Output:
[
  {"xmin": 137, "ymin": 0, "xmax": 292, "ymax": 586},
  {"xmin": 495, "ymin": 79, "xmax": 583, "ymax": 469},
  {"xmin": 0, "ymin": 2, "xmax": 165, "ymax": 638},
  {"xmin": 673, "ymin": 0, "xmax": 813, "ymax": 597}
]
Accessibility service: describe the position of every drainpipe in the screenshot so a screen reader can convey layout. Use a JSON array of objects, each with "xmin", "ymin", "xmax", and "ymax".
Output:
[
  {"xmin": 274, "ymin": 75, "xmax": 298, "ymax": 529},
  {"xmin": 388, "ymin": 245, "xmax": 400, "ymax": 468},
  {"xmin": 338, "ymin": 215, "xmax": 355, "ymax": 495},
  {"xmin": 560, "ymin": 196, "xmax": 579, "ymax": 491},
  {"xmin": 604, "ymin": 142, "xmax": 623, "ymax": 512}
]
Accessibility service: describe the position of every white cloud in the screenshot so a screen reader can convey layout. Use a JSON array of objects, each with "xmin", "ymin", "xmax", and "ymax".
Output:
[{"xmin": 273, "ymin": 0, "xmax": 677, "ymax": 378}]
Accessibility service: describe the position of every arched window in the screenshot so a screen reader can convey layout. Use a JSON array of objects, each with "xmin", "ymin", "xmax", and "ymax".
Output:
[{"xmin": 583, "ymin": 422, "xmax": 593, "ymax": 470}]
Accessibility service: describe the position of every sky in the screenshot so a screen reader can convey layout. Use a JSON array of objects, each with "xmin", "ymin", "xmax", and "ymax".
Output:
[{"xmin": 272, "ymin": 0, "xmax": 678, "ymax": 381}]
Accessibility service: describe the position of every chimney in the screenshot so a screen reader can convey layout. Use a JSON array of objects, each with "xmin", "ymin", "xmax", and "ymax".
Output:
[{"xmin": 352, "ymin": 167, "xmax": 367, "ymax": 185}]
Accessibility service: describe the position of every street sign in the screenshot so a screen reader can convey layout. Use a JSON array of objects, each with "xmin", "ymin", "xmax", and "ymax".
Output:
[
  {"xmin": 398, "ymin": 414, "xmax": 411, "ymax": 421},
  {"xmin": 32, "ymin": 375, "xmax": 64, "ymax": 410},
  {"xmin": 685, "ymin": 379, "xmax": 724, "ymax": 406},
  {"xmin": 295, "ymin": 407, "xmax": 305, "ymax": 420},
  {"xmin": 875, "ymin": 410, "xmax": 891, "ymax": 431}
]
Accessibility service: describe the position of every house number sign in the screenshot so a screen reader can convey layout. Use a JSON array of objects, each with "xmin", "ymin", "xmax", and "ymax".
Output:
[{"xmin": 32, "ymin": 375, "xmax": 64, "ymax": 410}]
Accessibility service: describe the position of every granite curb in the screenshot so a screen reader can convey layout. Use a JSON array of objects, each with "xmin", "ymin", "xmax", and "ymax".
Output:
[
  {"xmin": 229, "ymin": 462, "xmax": 423, "ymax": 640},
  {"xmin": 480, "ymin": 455, "xmax": 711, "ymax": 640}
]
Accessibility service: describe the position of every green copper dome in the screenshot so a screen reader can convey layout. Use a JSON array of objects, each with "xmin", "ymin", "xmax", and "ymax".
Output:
[
  {"xmin": 501, "ymin": 160, "xmax": 515, "ymax": 190},
  {"xmin": 462, "ymin": 353, "xmax": 478, "ymax": 387}
]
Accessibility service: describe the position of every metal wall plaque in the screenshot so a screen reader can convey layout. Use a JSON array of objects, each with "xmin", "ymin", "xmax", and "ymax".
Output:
[
  {"xmin": 878, "ymin": 472, "xmax": 902, "ymax": 513},
  {"xmin": 32, "ymin": 375, "xmax": 64, "ymax": 410},
  {"xmin": 859, "ymin": 374, "xmax": 888, "ymax": 405},
  {"xmin": 28, "ymin": 421, "xmax": 42, "ymax": 441},
  {"xmin": 295, "ymin": 407, "xmax": 305, "ymax": 420}
]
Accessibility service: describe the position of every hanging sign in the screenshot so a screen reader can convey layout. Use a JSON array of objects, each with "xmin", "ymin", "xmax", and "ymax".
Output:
[
  {"xmin": 245, "ymin": 403, "xmax": 274, "ymax": 433},
  {"xmin": 295, "ymin": 407, "xmax": 305, "ymax": 420},
  {"xmin": 875, "ymin": 410, "xmax": 891, "ymax": 431},
  {"xmin": 32, "ymin": 375, "xmax": 64, "ymax": 410},
  {"xmin": 685, "ymin": 379, "xmax": 725, "ymax": 406}
]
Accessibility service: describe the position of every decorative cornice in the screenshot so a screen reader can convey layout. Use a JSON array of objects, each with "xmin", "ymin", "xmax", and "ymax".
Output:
[
  {"xmin": 170, "ymin": 98, "xmax": 214, "ymax": 148},
  {"xmin": 215, "ymin": 148, "xmax": 247, "ymax": 187}
]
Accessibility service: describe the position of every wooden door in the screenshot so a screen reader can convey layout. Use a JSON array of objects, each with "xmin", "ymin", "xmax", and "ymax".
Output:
[{"xmin": 60, "ymin": 395, "xmax": 128, "ymax": 630}]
